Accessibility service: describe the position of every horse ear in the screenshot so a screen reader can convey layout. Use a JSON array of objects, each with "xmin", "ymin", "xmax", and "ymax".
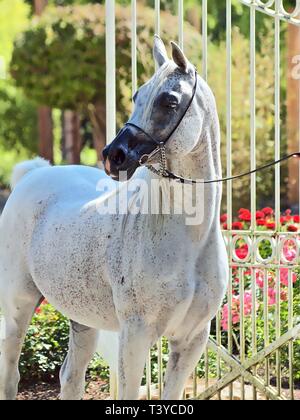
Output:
[
  {"xmin": 153, "ymin": 35, "xmax": 169, "ymax": 67},
  {"xmin": 171, "ymin": 41, "xmax": 188, "ymax": 71}
]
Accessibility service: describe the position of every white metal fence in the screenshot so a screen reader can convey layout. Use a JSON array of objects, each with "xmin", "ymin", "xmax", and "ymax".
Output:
[{"xmin": 105, "ymin": 0, "xmax": 300, "ymax": 400}]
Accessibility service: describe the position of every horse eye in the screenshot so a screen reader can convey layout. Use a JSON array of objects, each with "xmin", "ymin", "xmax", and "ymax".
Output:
[
  {"xmin": 167, "ymin": 102, "xmax": 178, "ymax": 109},
  {"xmin": 162, "ymin": 94, "xmax": 179, "ymax": 109}
]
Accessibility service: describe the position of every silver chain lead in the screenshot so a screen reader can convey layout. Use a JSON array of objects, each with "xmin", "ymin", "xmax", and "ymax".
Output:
[{"xmin": 147, "ymin": 143, "xmax": 168, "ymax": 177}]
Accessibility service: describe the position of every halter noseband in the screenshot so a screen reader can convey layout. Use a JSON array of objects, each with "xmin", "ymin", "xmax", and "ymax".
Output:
[{"xmin": 123, "ymin": 70, "xmax": 300, "ymax": 184}]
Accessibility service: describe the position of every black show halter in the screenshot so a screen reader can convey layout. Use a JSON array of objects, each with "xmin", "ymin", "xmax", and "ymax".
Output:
[{"xmin": 124, "ymin": 70, "xmax": 300, "ymax": 184}]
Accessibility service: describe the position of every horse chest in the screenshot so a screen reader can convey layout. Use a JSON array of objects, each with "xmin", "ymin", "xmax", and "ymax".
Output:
[{"xmin": 105, "ymin": 226, "xmax": 202, "ymax": 327}]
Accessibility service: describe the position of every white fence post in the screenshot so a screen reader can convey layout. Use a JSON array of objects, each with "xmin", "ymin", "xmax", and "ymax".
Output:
[{"xmin": 106, "ymin": 0, "xmax": 116, "ymax": 145}]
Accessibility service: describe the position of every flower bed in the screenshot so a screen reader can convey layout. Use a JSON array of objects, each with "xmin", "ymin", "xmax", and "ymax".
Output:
[{"xmin": 219, "ymin": 207, "xmax": 300, "ymax": 387}]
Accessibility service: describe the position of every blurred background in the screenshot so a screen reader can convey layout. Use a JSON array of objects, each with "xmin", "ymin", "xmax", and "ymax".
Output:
[{"xmin": 0, "ymin": 0, "xmax": 299, "ymax": 213}]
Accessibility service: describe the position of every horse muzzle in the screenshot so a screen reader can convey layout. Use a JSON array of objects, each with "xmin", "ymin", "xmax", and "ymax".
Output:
[{"xmin": 102, "ymin": 125, "xmax": 158, "ymax": 182}]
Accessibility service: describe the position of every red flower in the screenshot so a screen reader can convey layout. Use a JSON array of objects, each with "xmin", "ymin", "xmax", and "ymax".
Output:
[
  {"xmin": 293, "ymin": 215, "xmax": 300, "ymax": 223},
  {"xmin": 232, "ymin": 222, "xmax": 243, "ymax": 230},
  {"xmin": 280, "ymin": 216, "xmax": 287, "ymax": 225},
  {"xmin": 220, "ymin": 214, "xmax": 228, "ymax": 223},
  {"xmin": 235, "ymin": 244, "xmax": 249, "ymax": 260},
  {"xmin": 266, "ymin": 222, "xmax": 275, "ymax": 230},
  {"xmin": 287, "ymin": 225, "xmax": 298, "ymax": 232},
  {"xmin": 222, "ymin": 223, "xmax": 228, "ymax": 230},
  {"xmin": 257, "ymin": 219, "xmax": 266, "ymax": 226},
  {"xmin": 256, "ymin": 211, "xmax": 265, "ymax": 219},
  {"xmin": 238, "ymin": 208, "xmax": 249, "ymax": 214},
  {"xmin": 284, "ymin": 210, "xmax": 292, "ymax": 222},
  {"xmin": 262, "ymin": 207, "xmax": 273, "ymax": 216},
  {"xmin": 239, "ymin": 211, "xmax": 251, "ymax": 222}
]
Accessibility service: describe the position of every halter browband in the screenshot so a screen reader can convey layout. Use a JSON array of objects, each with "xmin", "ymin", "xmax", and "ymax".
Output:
[{"xmin": 124, "ymin": 70, "xmax": 300, "ymax": 184}]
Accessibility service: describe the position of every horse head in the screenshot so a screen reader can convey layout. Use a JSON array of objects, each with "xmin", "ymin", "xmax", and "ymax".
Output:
[{"xmin": 103, "ymin": 36, "xmax": 213, "ymax": 181}]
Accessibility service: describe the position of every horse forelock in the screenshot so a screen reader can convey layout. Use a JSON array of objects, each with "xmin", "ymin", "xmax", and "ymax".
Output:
[{"xmin": 140, "ymin": 61, "xmax": 176, "ymax": 126}]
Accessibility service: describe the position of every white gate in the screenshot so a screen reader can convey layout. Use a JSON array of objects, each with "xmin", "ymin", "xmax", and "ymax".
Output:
[{"xmin": 105, "ymin": 0, "xmax": 300, "ymax": 400}]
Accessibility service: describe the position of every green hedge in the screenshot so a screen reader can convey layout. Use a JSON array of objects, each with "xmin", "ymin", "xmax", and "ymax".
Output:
[{"xmin": 20, "ymin": 303, "xmax": 109, "ymax": 384}]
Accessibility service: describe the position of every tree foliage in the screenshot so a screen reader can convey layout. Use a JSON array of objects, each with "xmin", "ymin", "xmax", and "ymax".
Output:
[
  {"xmin": 11, "ymin": 4, "xmax": 106, "ymax": 110},
  {"xmin": 0, "ymin": 0, "xmax": 30, "ymax": 63},
  {"xmin": 10, "ymin": 3, "xmax": 201, "ymax": 117},
  {"xmin": 0, "ymin": 0, "xmax": 37, "ymax": 188},
  {"xmin": 0, "ymin": 83, "xmax": 38, "ymax": 154},
  {"xmin": 10, "ymin": 2, "xmax": 287, "ymax": 207}
]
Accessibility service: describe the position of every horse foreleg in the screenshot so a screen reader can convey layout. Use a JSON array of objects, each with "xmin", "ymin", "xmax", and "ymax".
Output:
[
  {"xmin": 118, "ymin": 320, "xmax": 154, "ymax": 400},
  {"xmin": 162, "ymin": 323, "xmax": 210, "ymax": 400},
  {"xmin": 60, "ymin": 321, "xmax": 98, "ymax": 400},
  {"xmin": 0, "ymin": 293, "xmax": 42, "ymax": 400}
]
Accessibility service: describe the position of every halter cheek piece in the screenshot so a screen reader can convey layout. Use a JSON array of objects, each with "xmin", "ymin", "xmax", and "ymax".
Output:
[{"xmin": 124, "ymin": 69, "xmax": 300, "ymax": 184}]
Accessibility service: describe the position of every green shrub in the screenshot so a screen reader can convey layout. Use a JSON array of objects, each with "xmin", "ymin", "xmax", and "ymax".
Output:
[
  {"xmin": 20, "ymin": 303, "xmax": 108, "ymax": 384},
  {"xmin": 0, "ymin": 82, "xmax": 38, "ymax": 153},
  {"xmin": 20, "ymin": 303, "xmax": 69, "ymax": 382}
]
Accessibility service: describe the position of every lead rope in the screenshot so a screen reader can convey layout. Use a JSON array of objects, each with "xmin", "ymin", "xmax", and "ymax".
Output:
[{"xmin": 145, "ymin": 151, "xmax": 300, "ymax": 184}]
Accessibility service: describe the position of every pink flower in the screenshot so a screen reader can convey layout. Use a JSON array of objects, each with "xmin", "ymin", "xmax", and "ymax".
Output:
[
  {"xmin": 256, "ymin": 270, "xmax": 264, "ymax": 289},
  {"xmin": 221, "ymin": 291, "xmax": 256, "ymax": 331},
  {"xmin": 282, "ymin": 242, "xmax": 297, "ymax": 262},
  {"xmin": 268, "ymin": 287, "xmax": 276, "ymax": 305},
  {"xmin": 280, "ymin": 268, "xmax": 297, "ymax": 287}
]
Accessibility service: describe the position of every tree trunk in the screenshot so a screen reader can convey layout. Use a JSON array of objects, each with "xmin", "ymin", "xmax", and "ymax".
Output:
[
  {"xmin": 88, "ymin": 102, "xmax": 106, "ymax": 164},
  {"xmin": 34, "ymin": 0, "xmax": 48, "ymax": 16},
  {"xmin": 287, "ymin": 19, "xmax": 300, "ymax": 209},
  {"xmin": 63, "ymin": 111, "xmax": 81, "ymax": 164},
  {"xmin": 38, "ymin": 106, "xmax": 53, "ymax": 163},
  {"xmin": 34, "ymin": 0, "xmax": 54, "ymax": 163}
]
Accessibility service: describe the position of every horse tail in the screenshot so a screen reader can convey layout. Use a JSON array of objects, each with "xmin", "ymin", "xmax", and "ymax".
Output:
[{"xmin": 10, "ymin": 157, "xmax": 51, "ymax": 190}]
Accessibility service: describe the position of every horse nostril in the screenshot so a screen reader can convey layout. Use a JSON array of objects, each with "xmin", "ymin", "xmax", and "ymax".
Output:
[{"xmin": 110, "ymin": 148, "xmax": 126, "ymax": 167}]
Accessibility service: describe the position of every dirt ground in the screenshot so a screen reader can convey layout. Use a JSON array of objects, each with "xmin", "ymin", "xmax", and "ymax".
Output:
[
  {"xmin": 16, "ymin": 379, "xmax": 300, "ymax": 400},
  {"xmin": 17, "ymin": 379, "xmax": 110, "ymax": 400}
]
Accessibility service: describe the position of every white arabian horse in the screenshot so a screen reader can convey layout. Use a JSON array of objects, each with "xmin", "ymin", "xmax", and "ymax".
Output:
[{"xmin": 0, "ymin": 37, "xmax": 228, "ymax": 400}]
